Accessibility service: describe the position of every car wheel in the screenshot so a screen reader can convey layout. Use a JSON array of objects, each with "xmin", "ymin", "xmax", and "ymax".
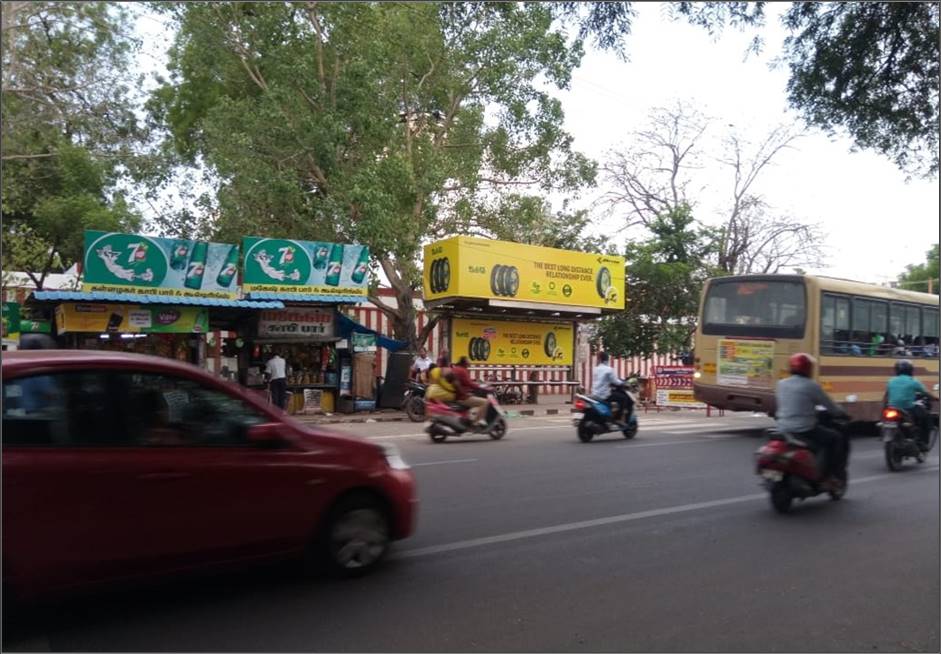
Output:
[{"xmin": 314, "ymin": 494, "xmax": 390, "ymax": 577}]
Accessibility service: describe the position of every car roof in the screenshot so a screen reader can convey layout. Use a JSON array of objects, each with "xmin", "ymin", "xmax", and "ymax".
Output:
[{"xmin": 2, "ymin": 350, "xmax": 206, "ymax": 378}]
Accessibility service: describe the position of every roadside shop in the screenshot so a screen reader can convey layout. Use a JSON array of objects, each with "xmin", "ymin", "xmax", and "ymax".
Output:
[{"xmin": 422, "ymin": 236, "xmax": 626, "ymax": 399}]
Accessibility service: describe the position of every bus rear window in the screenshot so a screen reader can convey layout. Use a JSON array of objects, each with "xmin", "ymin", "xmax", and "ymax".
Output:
[{"xmin": 702, "ymin": 279, "xmax": 806, "ymax": 338}]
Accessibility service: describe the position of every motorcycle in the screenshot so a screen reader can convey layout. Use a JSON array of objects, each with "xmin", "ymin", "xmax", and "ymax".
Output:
[
  {"xmin": 755, "ymin": 409, "xmax": 851, "ymax": 514},
  {"xmin": 424, "ymin": 386, "xmax": 508, "ymax": 443},
  {"xmin": 402, "ymin": 380, "xmax": 427, "ymax": 422},
  {"xmin": 572, "ymin": 382, "xmax": 639, "ymax": 442},
  {"xmin": 881, "ymin": 392, "xmax": 938, "ymax": 471}
]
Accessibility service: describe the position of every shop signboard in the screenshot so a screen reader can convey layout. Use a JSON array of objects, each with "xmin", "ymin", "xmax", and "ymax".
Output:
[
  {"xmin": 83, "ymin": 231, "xmax": 240, "ymax": 299},
  {"xmin": 351, "ymin": 332, "xmax": 377, "ymax": 352},
  {"xmin": 256, "ymin": 308, "xmax": 335, "ymax": 338},
  {"xmin": 2, "ymin": 302, "xmax": 21, "ymax": 344},
  {"xmin": 55, "ymin": 303, "xmax": 209, "ymax": 334},
  {"xmin": 241, "ymin": 237, "xmax": 369, "ymax": 298},
  {"xmin": 20, "ymin": 319, "xmax": 52, "ymax": 334},
  {"xmin": 451, "ymin": 317, "xmax": 574, "ymax": 366},
  {"xmin": 654, "ymin": 365, "xmax": 706, "ymax": 408},
  {"xmin": 717, "ymin": 338, "xmax": 775, "ymax": 388},
  {"xmin": 424, "ymin": 236, "xmax": 625, "ymax": 310}
]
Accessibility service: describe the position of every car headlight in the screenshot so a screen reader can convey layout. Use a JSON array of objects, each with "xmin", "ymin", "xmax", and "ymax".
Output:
[{"xmin": 380, "ymin": 443, "xmax": 410, "ymax": 470}]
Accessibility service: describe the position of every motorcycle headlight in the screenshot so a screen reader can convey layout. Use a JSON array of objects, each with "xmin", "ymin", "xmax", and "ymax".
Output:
[{"xmin": 380, "ymin": 443, "xmax": 410, "ymax": 470}]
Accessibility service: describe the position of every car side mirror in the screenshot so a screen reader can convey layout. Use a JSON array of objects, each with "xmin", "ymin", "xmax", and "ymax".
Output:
[{"xmin": 246, "ymin": 422, "xmax": 285, "ymax": 447}]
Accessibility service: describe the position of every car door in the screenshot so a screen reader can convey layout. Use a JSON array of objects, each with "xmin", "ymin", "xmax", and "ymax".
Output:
[
  {"xmin": 2, "ymin": 369, "xmax": 135, "ymax": 594},
  {"xmin": 109, "ymin": 370, "xmax": 336, "ymax": 572}
]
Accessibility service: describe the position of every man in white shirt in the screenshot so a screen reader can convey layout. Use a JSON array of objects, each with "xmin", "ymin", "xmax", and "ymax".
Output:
[
  {"xmin": 266, "ymin": 350, "xmax": 288, "ymax": 409},
  {"xmin": 411, "ymin": 346, "xmax": 434, "ymax": 383},
  {"xmin": 591, "ymin": 351, "xmax": 631, "ymax": 426}
]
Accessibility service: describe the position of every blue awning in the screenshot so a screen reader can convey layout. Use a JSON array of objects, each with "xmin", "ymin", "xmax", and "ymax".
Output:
[
  {"xmin": 337, "ymin": 313, "xmax": 408, "ymax": 352},
  {"xmin": 246, "ymin": 292, "xmax": 367, "ymax": 304},
  {"xmin": 31, "ymin": 290, "xmax": 284, "ymax": 309}
]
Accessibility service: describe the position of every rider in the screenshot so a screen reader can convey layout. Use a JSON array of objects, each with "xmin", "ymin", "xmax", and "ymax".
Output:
[
  {"xmin": 886, "ymin": 359, "xmax": 937, "ymax": 449},
  {"xmin": 591, "ymin": 352, "xmax": 632, "ymax": 426},
  {"xmin": 425, "ymin": 353, "xmax": 458, "ymax": 405},
  {"xmin": 452, "ymin": 356, "xmax": 489, "ymax": 428},
  {"xmin": 775, "ymin": 353, "xmax": 849, "ymax": 483}
]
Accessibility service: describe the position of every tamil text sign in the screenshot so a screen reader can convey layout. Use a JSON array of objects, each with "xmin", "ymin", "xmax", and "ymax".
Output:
[
  {"xmin": 654, "ymin": 365, "xmax": 705, "ymax": 408},
  {"xmin": 257, "ymin": 307, "xmax": 335, "ymax": 338}
]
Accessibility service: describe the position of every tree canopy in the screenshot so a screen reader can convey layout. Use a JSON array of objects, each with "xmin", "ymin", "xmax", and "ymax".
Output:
[{"xmin": 897, "ymin": 244, "xmax": 940, "ymax": 295}]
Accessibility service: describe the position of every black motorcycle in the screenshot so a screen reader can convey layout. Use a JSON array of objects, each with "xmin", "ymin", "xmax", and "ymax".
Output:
[
  {"xmin": 881, "ymin": 392, "xmax": 938, "ymax": 471},
  {"xmin": 403, "ymin": 380, "xmax": 427, "ymax": 422}
]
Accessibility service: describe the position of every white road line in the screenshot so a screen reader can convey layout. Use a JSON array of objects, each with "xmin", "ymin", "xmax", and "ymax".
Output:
[
  {"xmin": 613, "ymin": 436, "xmax": 737, "ymax": 448},
  {"xmin": 395, "ymin": 466, "xmax": 939, "ymax": 559},
  {"xmin": 411, "ymin": 458, "xmax": 479, "ymax": 467}
]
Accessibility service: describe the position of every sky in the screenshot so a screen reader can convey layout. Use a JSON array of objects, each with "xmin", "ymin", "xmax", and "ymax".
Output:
[{"xmin": 131, "ymin": 3, "xmax": 940, "ymax": 288}]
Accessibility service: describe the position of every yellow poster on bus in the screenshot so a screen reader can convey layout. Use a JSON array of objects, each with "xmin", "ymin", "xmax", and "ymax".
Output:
[
  {"xmin": 451, "ymin": 318, "xmax": 574, "ymax": 365},
  {"xmin": 716, "ymin": 339, "xmax": 775, "ymax": 387},
  {"xmin": 424, "ymin": 236, "xmax": 624, "ymax": 310}
]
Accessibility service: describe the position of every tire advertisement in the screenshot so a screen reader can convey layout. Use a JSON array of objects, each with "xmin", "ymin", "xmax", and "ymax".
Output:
[
  {"xmin": 423, "ymin": 236, "xmax": 625, "ymax": 310},
  {"xmin": 451, "ymin": 318, "xmax": 574, "ymax": 366}
]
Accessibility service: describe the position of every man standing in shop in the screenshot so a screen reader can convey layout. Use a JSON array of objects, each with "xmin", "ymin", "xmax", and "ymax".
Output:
[{"xmin": 266, "ymin": 349, "xmax": 288, "ymax": 410}]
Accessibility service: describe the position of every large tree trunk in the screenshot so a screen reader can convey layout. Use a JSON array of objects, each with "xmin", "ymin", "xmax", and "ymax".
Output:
[{"xmin": 370, "ymin": 257, "xmax": 439, "ymax": 353}]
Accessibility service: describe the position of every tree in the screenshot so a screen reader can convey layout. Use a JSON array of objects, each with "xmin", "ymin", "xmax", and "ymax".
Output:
[
  {"xmin": 897, "ymin": 244, "xmax": 940, "ymax": 295},
  {"xmin": 672, "ymin": 2, "xmax": 940, "ymax": 178},
  {"xmin": 1, "ymin": 2, "xmax": 144, "ymax": 287},
  {"xmin": 593, "ymin": 204, "xmax": 717, "ymax": 358},
  {"xmin": 149, "ymin": 2, "xmax": 617, "ymax": 350}
]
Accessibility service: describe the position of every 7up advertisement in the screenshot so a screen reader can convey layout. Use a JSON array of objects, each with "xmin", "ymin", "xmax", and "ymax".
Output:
[
  {"xmin": 241, "ymin": 237, "xmax": 369, "ymax": 298},
  {"xmin": 83, "ymin": 231, "xmax": 240, "ymax": 299}
]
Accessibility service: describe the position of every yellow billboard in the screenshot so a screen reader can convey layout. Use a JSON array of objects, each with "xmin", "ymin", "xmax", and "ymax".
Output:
[
  {"xmin": 451, "ymin": 318, "xmax": 574, "ymax": 365},
  {"xmin": 424, "ymin": 236, "xmax": 625, "ymax": 310}
]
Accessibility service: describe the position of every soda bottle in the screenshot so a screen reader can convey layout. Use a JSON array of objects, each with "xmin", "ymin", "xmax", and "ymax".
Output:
[
  {"xmin": 350, "ymin": 247, "xmax": 370, "ymax": 284},
  {"xmin": 324, "ymin": 244, "xmax": 344, "ymax": 286},
  {"xmin": 184, "ymin": 241, "xmax": 208, "ymax": 290},
  {"xmin": 215, "ymin": 244, "xmax": 240, "ymax": 288},
  {"xmin": 170, "ymin": 241, "xmax": 190, "ymax": 270},
  {"xmin": 313, "ymin": 243, "xmax": 330, "ymax": 269}
]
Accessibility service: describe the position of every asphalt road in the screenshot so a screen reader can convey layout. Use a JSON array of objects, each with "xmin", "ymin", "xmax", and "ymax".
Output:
[{"xmin": 7, "ymin": 412, "xmax": 939, "ymax": 652}]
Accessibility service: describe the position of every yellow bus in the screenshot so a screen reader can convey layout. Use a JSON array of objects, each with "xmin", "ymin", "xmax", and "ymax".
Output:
[{"xmin": 692, "ymin": 274, "xmax": 940, "ymax": 422}]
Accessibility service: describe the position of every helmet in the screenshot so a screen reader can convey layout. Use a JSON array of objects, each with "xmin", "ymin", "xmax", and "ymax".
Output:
[
  {"xmin": 788, "ymin": 352, "xmax": 815, "ymax": 377},
  {"xmin": 894, "ymin": 359, "xmax": 914, "ymax": 376}
]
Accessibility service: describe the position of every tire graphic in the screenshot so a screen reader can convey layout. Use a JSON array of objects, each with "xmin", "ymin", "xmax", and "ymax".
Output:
[
  {"xmin": 544, "ymin": 332, "xmax": 557, "ymax": 358},
  {"xmin": 479, "ymin": 337, "xmax": 490, "ymax": 361},
  {"xmin": 430, "ymin": 259, "xmax": 439, "ymax": 293},
  {"xmin": 429, "ymin": 257, "xmax": 451, "ymax": 294},
  {"xmin": 439, "ymin": 257, "xmax": 450, "ymax": 292},
  {"xmin": 469, "ymin": 336, "xmax": 490, "ymax": 362},
  {"xmin": 469, "ymin": 337, "xmax": 478, "ymax": 361},
  {"xmin": 596, "ymin": 266, "xmax": 612, "ymax": 298},
  {"xmin": 489, "ymin": 264, "xmax": 519, "ymax": 297}
]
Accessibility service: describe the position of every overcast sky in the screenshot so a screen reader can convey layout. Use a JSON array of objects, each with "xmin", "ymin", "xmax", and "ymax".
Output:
[{"xmin": 133, "ymin": 3, "xmax": 939, "ymax": 287}]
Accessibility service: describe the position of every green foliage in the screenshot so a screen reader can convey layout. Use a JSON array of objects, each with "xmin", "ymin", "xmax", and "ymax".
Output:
[
  {"xmin": 897, "ymin": 244, "xmax": 940, "ymax": 295},
  {"xmin": 150, "ymin": 2, "xmax": 603, "ymax": 346},
  {"xmin": 782, "ymin": 3, "xmax": 939, "ymax": 178},
  {"xmin": 593, "ymin": 205, "xmax": 718, "ymax": 358}
]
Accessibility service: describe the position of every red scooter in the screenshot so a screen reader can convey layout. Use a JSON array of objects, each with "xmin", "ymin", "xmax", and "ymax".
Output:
[
  {"xmin": 425, "ymin": 387, "xmax": 508, "ymax": 443},
  {"xmin": 755, "ymin": 409, "xmax": 850, "ymax": 514}
]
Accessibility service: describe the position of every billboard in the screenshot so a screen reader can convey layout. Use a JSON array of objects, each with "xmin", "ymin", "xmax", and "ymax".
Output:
[
  {"xmin": 717, "ymin": 338, "xmax": 775, "ymax": 388},
  {"xmin": 424, "ymin": 236, "xmax": 625, "ymax": 310},
  {"xmin": 241, "ymin": 237, "xmax": 369, "ymax": 298},
  {"xmin": 654, "ymin": 365, "xmax": 705, "ymax": 408},
  {"xmin": 451, "ymin": 317, "xmax": 574, "ymax": 366},
  {"xmin": 83, "ymin": 231, "xmax": 239, "ymax": 299},
  {"xmin": 55, "ymin": 303, "xmax": 209, "ymax": 334}
]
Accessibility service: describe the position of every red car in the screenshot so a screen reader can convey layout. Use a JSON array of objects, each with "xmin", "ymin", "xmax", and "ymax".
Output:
[{"xmin": 1, "ymin": 350, "xmax": 417, "ymax": 603}]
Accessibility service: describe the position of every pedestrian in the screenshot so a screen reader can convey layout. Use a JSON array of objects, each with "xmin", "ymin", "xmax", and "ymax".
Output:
[
  {"xmin": 266, "ymin": 349, "xmax": 288, "ymax": 410},
  {"xmin": 411, "ymin": 346, "xmax": 434, "ymax": 383}
]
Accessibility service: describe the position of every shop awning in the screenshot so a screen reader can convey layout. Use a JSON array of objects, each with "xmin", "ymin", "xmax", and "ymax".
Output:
[
  {"xmin": 246, "ymin": 292, "xmax": 366, "ymax": 304},
  {"xmin": 337, "ymin": 313, "xmax": 408, "ymax": 352},
  {"xmin": 31, "ymin": 290, "xmax": 285, "ymax": 309}
]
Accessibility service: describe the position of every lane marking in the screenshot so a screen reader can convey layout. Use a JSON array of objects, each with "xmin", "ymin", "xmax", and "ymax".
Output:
[
  {"xmin": 614, "ymin": 436, "xmax": 737, "ymax": 448},
  {"xmin": 394, "ymin": 466, "xmax": 939, "ymax": 559},
  {"xmin": 411, "ymin": 458, "xmax": 479, "ymax": 467}
]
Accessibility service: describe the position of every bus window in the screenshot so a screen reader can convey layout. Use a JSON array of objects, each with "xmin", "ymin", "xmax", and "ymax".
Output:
[
  {"xmin": 851, "ymin": 298, "xmax": 871, "ymax": 354},
  {"xmin": 923, "ymin": 308, "xmax": 939, "ymax": 357},
  {"xmin": 889, "ymin": 302, "xmax": 906, "ymax": 350},
  {"xmin": 821, "ymin": 295, "xmax": 836, "ymax": 353},
  {"xmin": 702, "ymin": 279, "xmax": 806, "ymax": 338},
  {"xmin": 870, "ymin": 300, "xmax": 889, "ymax": 355},
  {"xmin": 905, "ymin": 305, "xmax": 922, "ymax": 350}
]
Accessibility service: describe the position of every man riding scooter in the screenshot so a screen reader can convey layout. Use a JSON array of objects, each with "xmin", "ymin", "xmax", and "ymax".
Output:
[
  {"xmin": 591, "ymin": 352, "xmax": 633, "ymax": 428},
  {"xmin": 452, "ymin": 356, "xmax": 489, "ymax": 428},
  {"xmin": 885, "ymin": 359, "xmax": 938, "ymax": 449}
]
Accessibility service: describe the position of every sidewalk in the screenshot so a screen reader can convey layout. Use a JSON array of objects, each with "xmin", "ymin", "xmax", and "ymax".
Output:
[{"xmin": 294, "ymin": 395, "xmax": 574, "ymax": 424}]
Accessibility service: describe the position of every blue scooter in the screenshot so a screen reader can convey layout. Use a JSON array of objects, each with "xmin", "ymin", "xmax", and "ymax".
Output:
[{"xmin": 572, "ymin": 383, "xmax": 638, "ymax": 442}]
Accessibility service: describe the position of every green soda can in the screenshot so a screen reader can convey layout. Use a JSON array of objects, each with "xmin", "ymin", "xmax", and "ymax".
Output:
[
  {"xmin": 312, "ymin": 243, "xmax": 330, "ymax": 270},
  {"xmin": 170, "ymin": 240, "xmax": 190, "ymax": 270},
  {"xmin": 324, "ymin": 244, "xmax": 344, "ymax": 286},
  {"xmin": 350, "ymin": 247, "xmax": 369, "ymax": 284},
  {"xmin": 184, "ymin": 241, "xmax": 208, "ymax": 290},
  {"xmin": 215, "ymin": 245, "xmax": 240, "ymax": 288}
]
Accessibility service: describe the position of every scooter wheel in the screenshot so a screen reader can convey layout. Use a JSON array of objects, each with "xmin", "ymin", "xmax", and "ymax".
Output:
[
  {"xmin": 577, "ymin": 421, "xmax": 594, "ymax": 442},
  {"xmin": 429, "ymin": 431, "xmax": 447, "ymax": 443},
  {"xmin": 622, "ymin": 422, "xmax": 638, "ymax": 439},
  {"xmin": 770, "ymin": 482, "xmax": 793, "ymax": 514},
  {"xmin": 489, "ymin": 417, "xmax": 507, "ymax": 440},
  {"xmin": 885, "ymin": 441, "xmax": 904, "ymax": 471}
]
